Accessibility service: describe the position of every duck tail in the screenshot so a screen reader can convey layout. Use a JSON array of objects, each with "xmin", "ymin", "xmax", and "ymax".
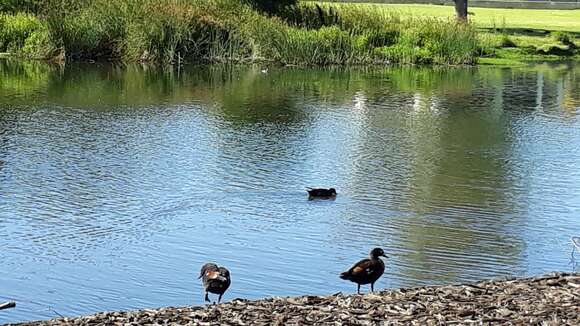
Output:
[{"xmin": 339, "ymin": 271, "xmax": 350, "ymax": 280}]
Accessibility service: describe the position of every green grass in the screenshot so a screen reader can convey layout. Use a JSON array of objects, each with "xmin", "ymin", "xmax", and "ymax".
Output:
[
  {"xmin": 321, "ymin": 3, "xmax": 580, "ymax": 32},
  {"xmin": 323, "ymin": 3, "xmax": 580, "ymax": 63},
  {"xmin": 0, "ymin": 1, "xmax": 578, "ymax": 65},
  {"xmin": 0, "ymin": 0, "xmax": 482, "ymax": 65},
  {"xmin": 317, "ymin": 2, "xmax": 579, "ymax": 63}
]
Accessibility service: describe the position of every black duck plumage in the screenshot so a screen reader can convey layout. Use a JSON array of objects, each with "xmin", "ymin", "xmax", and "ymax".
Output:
[
  {"xmin": 199, "ymin": 263, "xmax": 231, "ymax": 303},
  {"xmin": 340, "ymin": 248, "xmax": 388, "ymax": 294},
  {"xmin": 306, "ymin": 187, "xmax": 337, "ymax": 198}
]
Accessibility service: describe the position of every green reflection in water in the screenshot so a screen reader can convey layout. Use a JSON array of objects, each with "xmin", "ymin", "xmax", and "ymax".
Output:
[{"xmin": 1, "ymin": 59, "xmax": 579, "ymax": 289}]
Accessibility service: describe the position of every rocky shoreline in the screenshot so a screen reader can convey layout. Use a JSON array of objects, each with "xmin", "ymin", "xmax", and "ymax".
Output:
[{"xmin": 8, "ymin": 273, "xmax": 579, "ymax": 325}]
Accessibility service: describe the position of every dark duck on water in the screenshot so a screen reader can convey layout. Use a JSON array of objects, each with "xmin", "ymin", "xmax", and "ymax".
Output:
[
  {"xmin": 199, "ymin": 263, "xmax": 231, "ymax": 303},
  {"xmin": 306, "ymin": 187, "xmax": 337, "ymax": 199},
  {"xmin": 340, "ymin": 247, "xmax": 388, "ymax": 294}
]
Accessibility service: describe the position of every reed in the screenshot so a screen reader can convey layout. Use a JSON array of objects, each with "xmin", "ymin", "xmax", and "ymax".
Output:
[{"xmin": 1, "ymin": 0, "xmax": 482, "ymax": 65}]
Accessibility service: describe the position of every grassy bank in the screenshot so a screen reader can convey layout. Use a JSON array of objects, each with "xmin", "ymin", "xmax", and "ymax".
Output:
[
  {"xmin": 328, "ymin": 4, "xmax": 580, "ymax": 32},
  {"xmin": 323, "ymin": 3, "xmax": 580, "ymax": 65},
  {"xmin": 0, "ymin": 1, "xmax": 578, "ymax": 65}
]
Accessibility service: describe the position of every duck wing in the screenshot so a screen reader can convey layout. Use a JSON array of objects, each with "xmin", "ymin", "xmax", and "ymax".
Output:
[
  {"xmin": 340, "ymin": 258, "xmax": 377, "ymax": 279},
  {"xmin": 348, "ymin": 258, "xmax": 376, "ymax": 276},
  {"xmin": 217, "ymin": 267, "xmax": 231, "ymax": 284}
]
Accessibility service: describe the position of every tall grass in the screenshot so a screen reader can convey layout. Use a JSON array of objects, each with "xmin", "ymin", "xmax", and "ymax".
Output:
[
  {"xmin": 0, "ymin": 0, "xmax": 42, "ymax": 14},
  {"xmin": 283, "ymin": 3, "xmax": 479, "ymax": 65},
  {"xmin": 0, "ymin": 12, "xmax": 54, "ymax": 57},
  {"xmin": 124, "ymin": 0, "xmax": 253, "ymax": 63},
  {"xmin": 42, "ymin": 0, "xmax": 129, "ymax": 59},
  {"xmin": 273, "ymin": 26, "xmax": 371, "ymax": 65},
  {"xmin": 1, "ymin": 0, "xmax": 482, "ymax": 65}
]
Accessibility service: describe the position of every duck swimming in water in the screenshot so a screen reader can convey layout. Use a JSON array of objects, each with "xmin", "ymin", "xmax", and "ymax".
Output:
[
  {"xmin": 306, "ymin": 187, "xmax": 337, "ymax": 199},
  {"xmin": 199, "ymin": 263, "xmax": 231, "ymax": 303},
  {"xmin": 340, "ymin": 247, "xmax": 388, "ymax": 294}
]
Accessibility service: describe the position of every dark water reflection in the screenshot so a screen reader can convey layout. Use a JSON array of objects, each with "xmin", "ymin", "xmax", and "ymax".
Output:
[{"xmin": 1, "ymin": 60, "xmax": 579, "ymax": 323}]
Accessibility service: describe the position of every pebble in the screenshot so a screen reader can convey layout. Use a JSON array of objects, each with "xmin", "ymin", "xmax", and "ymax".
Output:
[{"xmin": 7, "ymin": 273, "xmax": 579, "ymax": 326}]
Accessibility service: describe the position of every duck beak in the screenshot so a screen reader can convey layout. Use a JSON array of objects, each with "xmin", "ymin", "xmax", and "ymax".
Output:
[{"xmin": 382, "ymin": 254, "xmax": 389, "ymax": 258}]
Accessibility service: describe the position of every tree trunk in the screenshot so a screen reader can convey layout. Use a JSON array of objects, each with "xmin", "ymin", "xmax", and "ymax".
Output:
[{"xmin": 454, "ymin": 0, "xmax": 468, "ymax": 22}]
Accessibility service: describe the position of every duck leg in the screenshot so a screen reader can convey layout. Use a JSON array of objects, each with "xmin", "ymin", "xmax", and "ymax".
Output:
[
  {"xmin": 204, "ymin": 292, "xmax": 210, "ymax": 303},
  {"xmin": 218, "ymin": 294, "xmax": 223, "ymax": 303},
  {"xmin": 371, "ymin": 282, "xmax": 374, "ymax": 293},
  {"xmin": 357, "ymin": 284, "xmax": 361, "ymax": 294}
]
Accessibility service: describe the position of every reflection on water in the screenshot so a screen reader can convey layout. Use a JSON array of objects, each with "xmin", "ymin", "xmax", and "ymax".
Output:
[{"xmin": 1, "ymin": 60, "xmax": 579, "ymax": 323}]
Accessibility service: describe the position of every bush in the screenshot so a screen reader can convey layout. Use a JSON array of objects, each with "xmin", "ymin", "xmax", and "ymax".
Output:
[
  {"xmin": 0, "ymin": 12, "xmax": 54, "ymax": 57},
  {"xmin": 376, "ymin": 18, "xmax": 478, "ymax": 64},
  {"xmin": 0, "ymin": 12, "xmax": 42, "ymax": 51},
  {"xmin": 21, "ymin": 25, "xmax": 54, "ymax": 58}
]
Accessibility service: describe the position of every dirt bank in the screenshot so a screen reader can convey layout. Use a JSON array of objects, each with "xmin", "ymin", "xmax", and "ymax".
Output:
[{"xmin": 8, "ymin": 272, "xmax": 579, "ymax": 325}]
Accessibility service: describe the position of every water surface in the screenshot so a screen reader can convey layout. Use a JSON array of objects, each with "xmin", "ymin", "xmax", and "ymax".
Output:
[{"xmin": 1, "ymin": 61, "xmax": 579, "ymax": 323}]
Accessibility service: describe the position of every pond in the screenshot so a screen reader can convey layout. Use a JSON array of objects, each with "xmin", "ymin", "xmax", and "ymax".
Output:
[{"xmin": 1, "ymin": 60, "xmax": 579, "ymax": 323}]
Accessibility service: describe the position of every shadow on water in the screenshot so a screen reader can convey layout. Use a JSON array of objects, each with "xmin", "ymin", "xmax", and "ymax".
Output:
[{"xmin": 0, "ymin": 59, "xmax": 579, "ymax": 323}]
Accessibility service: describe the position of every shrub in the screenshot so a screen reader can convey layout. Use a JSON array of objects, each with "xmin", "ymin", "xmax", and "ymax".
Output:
[
  {"xmin": 20, "ymin": 25, "xmax": 54, "ymax": 58},
  {"xmin": 375, "ymin": 18, "xmax": 478, "ymax": 64},
  {"xmin": 0, "ymin": 12, "xmax": 43, "ymax": 51}
]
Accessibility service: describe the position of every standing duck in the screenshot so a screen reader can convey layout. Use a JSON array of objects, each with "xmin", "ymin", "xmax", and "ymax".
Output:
[
  {"xmin": 199, "ymin": 263, "xmax": 231, "ymax": 303},
  {"xmin": 306, "ymin": 187, "xmax": 337, "ymax": 199},
  {"xmin": 340, "ymin": 247, "xmax": 388, "ymax": 294}
]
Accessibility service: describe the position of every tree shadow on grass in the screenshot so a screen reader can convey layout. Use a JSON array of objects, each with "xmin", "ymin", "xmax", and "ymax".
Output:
[{"xmin": 479, "ymin": 27, "xmax": 580, "ymax": 38}]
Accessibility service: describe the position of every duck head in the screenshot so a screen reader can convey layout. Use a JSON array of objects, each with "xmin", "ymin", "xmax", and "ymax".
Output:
[{"xmin": 370, "ymin": 247, "xmax": 388, "ymax": 259}]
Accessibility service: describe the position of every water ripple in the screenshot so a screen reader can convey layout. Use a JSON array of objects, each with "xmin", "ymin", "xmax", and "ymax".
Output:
[{"xmin": 1, "ymin": 63, "xmax": 580, "ymax": 323}]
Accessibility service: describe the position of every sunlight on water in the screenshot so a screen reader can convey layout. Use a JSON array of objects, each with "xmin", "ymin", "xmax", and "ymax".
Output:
[{"xmin": 0, "ymin": 61, "xmax": 579, "ymax": 323}]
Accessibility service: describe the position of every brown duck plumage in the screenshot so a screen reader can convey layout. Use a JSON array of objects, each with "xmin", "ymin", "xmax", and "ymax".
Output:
[
  {"xmin": 199, "ymin": 263, "xmax": 231, "ymax": 303},
  {"xmin": 340, "ymin": 248, "xmax": 388, "ymax": 294}
]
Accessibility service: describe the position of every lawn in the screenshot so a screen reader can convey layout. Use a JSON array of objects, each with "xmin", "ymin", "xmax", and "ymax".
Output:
[
  {"xmin": 318, "ymin": 2, "xmax": 579, "ymax": 63},
  {"xmin": 323, "ymin": 2, "xmax": 580, "ymax": 32}
]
